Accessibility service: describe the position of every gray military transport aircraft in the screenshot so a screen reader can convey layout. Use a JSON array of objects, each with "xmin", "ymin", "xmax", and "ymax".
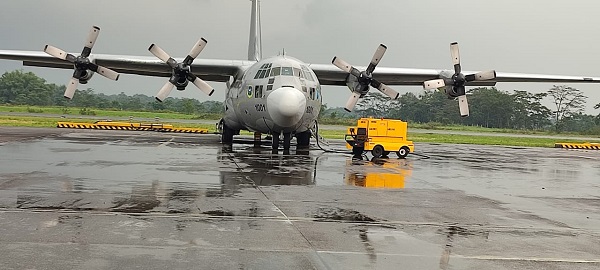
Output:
[{"xmin": 1, "ymin": 0, "xmax": 600, "ymax": 153}]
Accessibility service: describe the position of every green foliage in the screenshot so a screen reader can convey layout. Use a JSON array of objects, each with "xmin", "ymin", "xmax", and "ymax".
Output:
[
  {"xmin": 464, "ymin": 87, "xmax": 513, "ymax": 128},
  {"xmin": 0, "ymin": 70, "xmax": 225, "ymax": 116},
  {"xmin": 79, "ymin": 107, "xmax": 96, "ymax": 115},
  {"xmin": 345, "ymin": 86, "xmax": 599, "ymax": 135},
  {"xmin": 2, "ymin": 69, "xmax": 600, "ymax": 136},
  {"xmin": 547, "ymin": 85, "xmax": 587, "ymax": 131},
  {"xmin": 0, "ymin": 70, "xmax": 54, "ymax": 106},
  {"xmin": 26, "ymin": 107, "xmax": 43, "ymax": 113}
]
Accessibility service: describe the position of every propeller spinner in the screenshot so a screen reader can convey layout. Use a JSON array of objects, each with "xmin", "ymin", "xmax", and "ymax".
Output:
[
  {"xmin": 43, "ymin": 26, "xmax": 120, "ymax": 99},
  {"xmin": 332, "ymin": 44, "xmax": 400, "ymax": 112},
  {"xmin": 423, "ymin": 42, "xmax": 496, "ymax": 117},
  {"xmin": 148, "ymin": 38, "xmax": 214, "ymax": 102}
]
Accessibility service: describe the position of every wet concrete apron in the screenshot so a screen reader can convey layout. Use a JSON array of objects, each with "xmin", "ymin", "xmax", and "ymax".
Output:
[{"xmin": 0, "ymin": 127, "xmax": 599, "ymax": 269}]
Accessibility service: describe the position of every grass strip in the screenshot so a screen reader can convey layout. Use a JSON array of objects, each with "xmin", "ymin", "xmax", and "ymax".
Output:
[{"xmin": 2, "ymin": 114, "xmax": 599, "ymax": 148}]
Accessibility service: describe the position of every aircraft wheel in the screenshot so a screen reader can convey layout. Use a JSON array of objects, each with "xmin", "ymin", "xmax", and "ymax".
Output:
[
  {"xmin": 271, "ymin": 132, "xmax": 280, "ymax": 153},
  {"xmin": 222, "ymin": 124, "xmax": 234, "ymax": 144},
  {"xmin": 296, "ymin": 131, "xmax": 311, "ymax": 149},
  {"xmin": 283, "ymin": 133, "xmax": 292, "ymax": 150},
  {"xmin": 372, "ymin": 145, "xmax": 384, "ymax": 158},
  {"xmin": 397, "ymin": 146, "xmax": 410, "ymax": 159},
  {"xmin": 352, "ymin": 146, "xmax": 364, "ymax": 156}
]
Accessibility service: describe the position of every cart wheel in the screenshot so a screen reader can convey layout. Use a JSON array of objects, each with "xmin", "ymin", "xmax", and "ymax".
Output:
[
  {"xmin": 372, "ymin": 145, "xmax": 384, "ymax": 158},
  {"xmin": 397, "ymin": 146, "xmax": 410, "ymax": 159}
]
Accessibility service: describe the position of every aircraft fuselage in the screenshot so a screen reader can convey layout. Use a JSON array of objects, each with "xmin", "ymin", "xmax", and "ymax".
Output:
[{"xmin": 223, "ymin": 55, "xmax": 322, "ymax": 135}]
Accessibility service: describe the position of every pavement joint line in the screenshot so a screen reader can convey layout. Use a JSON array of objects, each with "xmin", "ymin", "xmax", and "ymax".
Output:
[
  {"xmin": 1, "ymin": 239, "xmax": 598, "ymax": 264},
  {"xmin": 0, "ymin": 240, "xmax": 314, "ymax": 254},
  {"xmin": 2, "ymin": 208, "xmax": 597, "ymax": 235},
  {"xmin": 222, "ymin": 151, "xmax": 332, "ymax": 270},
  {"xmin": 453, "ymin": 254, "xmax": 600, "ymax": 263},
  {"xmin": 4, "ymin": 237, "xmax": 599, "ymax": 264},
  {"xmin": 316, "ymin": 250, "xmax": 600, "ymax": 263},
  {"xmin": 246, "ymin": 180, "xmax": 333, "ymax": 270},
  {"xmin": 157, "ymin": 136, "xmax": 175, "ymax": 147}
]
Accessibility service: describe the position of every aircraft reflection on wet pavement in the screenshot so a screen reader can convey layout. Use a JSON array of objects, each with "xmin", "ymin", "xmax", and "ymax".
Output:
[
  {"xmin": 218, "ymin": 146, "xmax": 317, "ymax": 187},
  {"xmin": 14, "ymin": 144, "xmax": 416, "ymax": 214},
  {"xmin": 220, "ymin": 145, "xmax": 413, "ymax": 189}
]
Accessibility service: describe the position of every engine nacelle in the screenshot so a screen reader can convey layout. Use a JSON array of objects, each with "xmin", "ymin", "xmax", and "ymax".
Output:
[
  {"xmin": 345, "ymin": 74, "xmax": 369, "ymax": 96},
  {"xmin": 173, "ymin": 79, "xmax": 189, "ymax": 91},
  {"xmin": 444, "ymin": 86, "xmax": 462, "ymax": 98},
  {"xmin": 78, "ymin": 70, "xmax": 94, "ymax": 84},
  {"xmin": 171, "ymin": 66, "xmax": 190, "ymax": 90},
  {"xmin": 436, "ymin": 70, "xmax": 465, "ymax": 98}
]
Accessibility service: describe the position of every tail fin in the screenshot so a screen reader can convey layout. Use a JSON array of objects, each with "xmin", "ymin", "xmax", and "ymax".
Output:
[{"xmin": 248, "ymin": 0, "xmax": 262, "ymax": 61}]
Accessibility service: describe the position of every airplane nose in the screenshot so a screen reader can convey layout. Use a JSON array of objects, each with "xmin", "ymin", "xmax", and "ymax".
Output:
[{"xmin": 267, "ymin": 87, "xmax": 306, "ymax": 127}]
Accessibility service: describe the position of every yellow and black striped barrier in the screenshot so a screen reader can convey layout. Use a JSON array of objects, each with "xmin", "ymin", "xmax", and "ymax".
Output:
[
  {"xmin": 57, "ymin": 121, "xmax": 208, "ymax": 134},
  {"xmin": 555, "ymin": 142, "xmax": 600, "ymax": 150}
]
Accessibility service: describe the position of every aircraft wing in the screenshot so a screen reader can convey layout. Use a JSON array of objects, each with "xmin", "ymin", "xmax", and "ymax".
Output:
[
  {"xmin": 308, "ymin": 63, "xmax": 600, "ymax": 86},
  {"xmin": 0, "ymin": 50, "xmax": 253, "ymax": 82},
  {"xmin": 3, "ymin": 49, "xmax": 600, "ymax": 86}
]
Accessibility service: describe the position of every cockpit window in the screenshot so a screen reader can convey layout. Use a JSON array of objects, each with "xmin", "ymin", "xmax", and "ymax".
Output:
[
  {"xmin": 281, "ymin": 67, "xmax": 293, "ymax": 76},
  {"xmin": 294, "ymin": 68, "xmax": 304, "ymax": 78},
  {"xmin": 254, "ymin": 63, "xmax": 273, "ymax": 79},
  {"xmin": 271, "ymin": 67, "xmax": 281, "ymax": 76},
  {"xmin": 301, "ymin": 66, "xmax": 315, "ymax": 81}
]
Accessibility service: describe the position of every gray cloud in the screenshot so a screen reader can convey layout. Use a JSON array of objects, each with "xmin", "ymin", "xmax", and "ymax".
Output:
[{"xmin": 1, "ymin": 0, "xmax": 599, "ymax": 113}]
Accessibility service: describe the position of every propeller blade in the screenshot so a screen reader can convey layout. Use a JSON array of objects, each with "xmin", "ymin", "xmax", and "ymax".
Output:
[
  {"xmin": 148, "ymin": 44, "xmax": 176, "ymax": 66},
  {"xmin": 64, "ymin": 77, "xmax": 79, "ymax": 99},
  {"xmin": 473, "ymin": 70, "xmax": 496, "ymax": 81},
  {"xmin": 89, "ymin": 64, "xmax": 120, "ymax": 81},
  {"xmin": 344, "ymin": 92, "xmax": 361, "ymax": 112},
  {"xmin": 366, "ymin": 44, "xmax": 387, "ymax": 74},
  {"xmin": 458, "ymin": 95, "xmax": 469, "ymax": 117},
  {"xmin": 155, "ymin": 81, "xmax": 175, "ymax": 102},
  {"xmin": 450, "ymin": 42, "xmax": 461, "ymax": 74},
  {"xmin": 84, "ymin": 26, "xmax": 100, "ymax": 48},
  {"xmin": 332, "ymin": 57, "xmax": 353, "ymax": 73},
  {"xmin": 423, "ymin": 79, "xmax": 446, "ymax": 90},
  {"xmin": 188, "ymin": 38, "xmax": 208, "ymax": 60},
  {"xmin": 189, "ymin": 75, "xmax": 215, "ymax": 96},
  {"xmin": 82, "ymin": 26, "xmax": 100, "ymax": 57},
  {"xmin": 371, "ymin": 80, "xmax": 399, "ymax": 99},
  {"xmin": 450, "ymin": 42, "xmax": 460, "ymax": 65},
  {"xmin": 44, "ymin": 45, "xmax": 75, "ymax": 62}
]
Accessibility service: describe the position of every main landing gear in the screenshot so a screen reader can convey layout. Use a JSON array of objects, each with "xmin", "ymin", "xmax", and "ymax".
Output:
[
  {"xmin": 295, "ymin": 131, "xmax": 311, "ymax": 150},
  {"xmin": 270, "ymin": 131, "xmax": 310, "ymax": 154},
  {"xmin": 218, "ymin": 119, "xmax": 238, "ymax": 145}
]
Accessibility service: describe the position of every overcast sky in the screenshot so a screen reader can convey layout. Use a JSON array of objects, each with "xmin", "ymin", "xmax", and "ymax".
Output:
[{"xmin": 1, "ymin": 0, "xmax": 600, "ymax": 113}]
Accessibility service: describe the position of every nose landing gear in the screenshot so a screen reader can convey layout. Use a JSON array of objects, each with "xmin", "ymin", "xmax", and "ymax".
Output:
[{"xmin": 270, "ymin": 132, "xmax": 297, "ymax": 154}]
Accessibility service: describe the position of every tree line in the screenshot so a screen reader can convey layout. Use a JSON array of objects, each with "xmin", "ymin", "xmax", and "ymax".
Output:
[
  {"xmin": 2, "ymin": 70, "xmax": 600, "ymax": 134},
  {"xmin": 0, "ymin": 70, "xmax": 223, "ymax": 115},
  {"xmin": 322, "ymin": 85, "xmax": 599, "ymax": 134}
]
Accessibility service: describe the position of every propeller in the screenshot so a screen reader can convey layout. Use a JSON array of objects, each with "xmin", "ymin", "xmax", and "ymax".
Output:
[
  {"xmin": 332, "ymin": 44, "xmax": 400, "ymax": 112},
  {"xmin": 423, "ymin": 42, "xmax": 496, "ymax": 117},
  {"xmin": 148, "ymin": 38, "xmax": 214, "ymax": 102},
  {"xmin": 43, "ymin": 26, "xmax": 120, "ymax": 99}
]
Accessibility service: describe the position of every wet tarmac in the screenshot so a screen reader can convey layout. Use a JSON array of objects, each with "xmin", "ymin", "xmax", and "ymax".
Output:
[{"xmin": 1, "ymin": 126, "xmax": 599, "ymax": 269}]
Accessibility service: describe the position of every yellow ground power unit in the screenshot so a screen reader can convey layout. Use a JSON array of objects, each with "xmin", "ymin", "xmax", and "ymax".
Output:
[{"xmin": 345, "ymin": 118, "xmax": 414, "ymax": 158}]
